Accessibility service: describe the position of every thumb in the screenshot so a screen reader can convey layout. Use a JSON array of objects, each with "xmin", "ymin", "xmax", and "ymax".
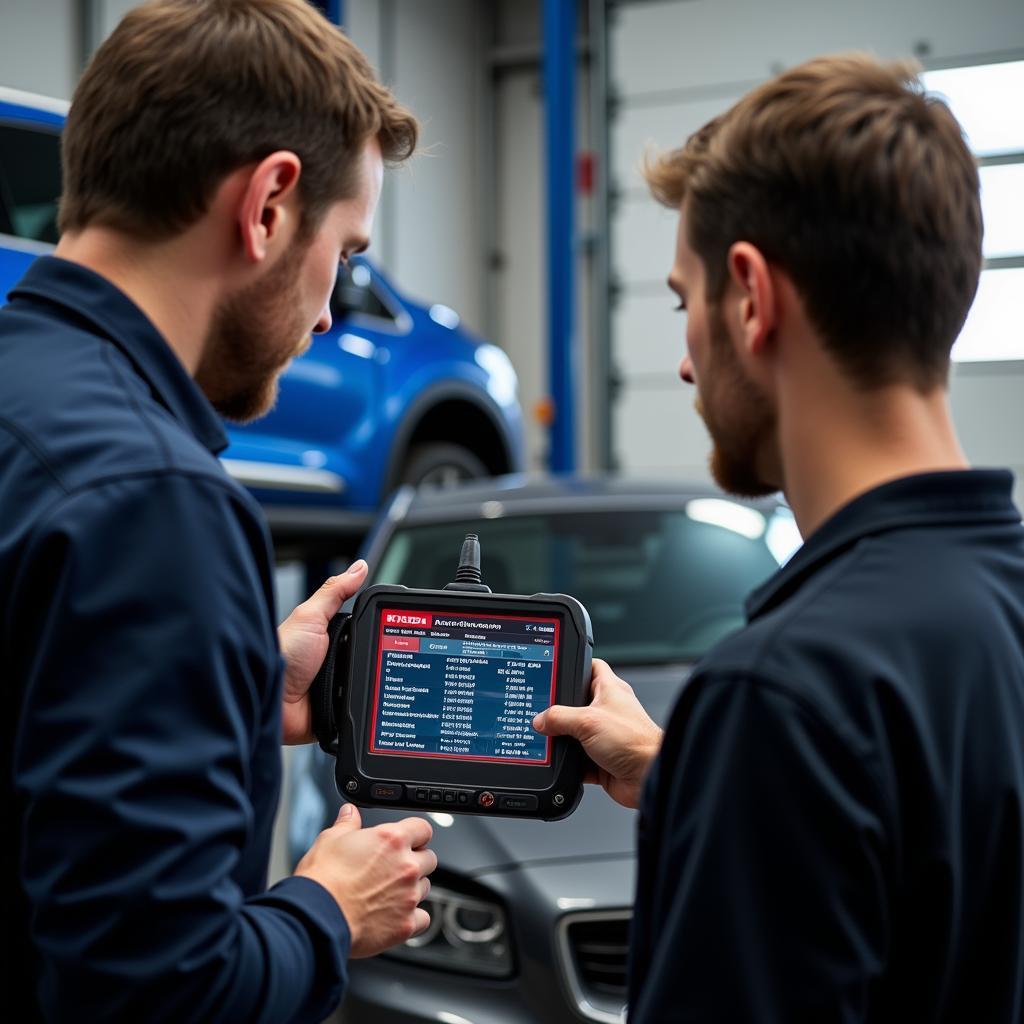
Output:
[
  {"xmin": 533, "ymin": 703, "xmax": 588, "ymax": 740},
  {"xmin": 307, "ymin": 560, "xmax": 368, "ymax": 621},
  {"xmin": 334, "ymin": 801, "xmax": 362, "ymax": 831}
]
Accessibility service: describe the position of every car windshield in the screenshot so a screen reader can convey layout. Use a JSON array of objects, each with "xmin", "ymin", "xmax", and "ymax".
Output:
[{"xmin": 371, "ymin": 504, "xmax": 797, "ymax": 666}]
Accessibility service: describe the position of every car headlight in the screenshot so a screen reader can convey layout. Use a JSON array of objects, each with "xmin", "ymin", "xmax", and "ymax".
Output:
[{"xmin": 383, "ymin": 884, "xmax": 514, "ymax": 978}]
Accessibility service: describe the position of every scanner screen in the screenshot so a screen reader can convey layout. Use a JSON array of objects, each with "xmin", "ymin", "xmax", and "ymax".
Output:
[{"xmin": 369, "ymin": 608, "xmax": 560, "ymax": 764}]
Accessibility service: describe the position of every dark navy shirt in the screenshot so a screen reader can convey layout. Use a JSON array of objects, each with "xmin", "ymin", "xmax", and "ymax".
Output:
[
  {"xmin": 2, "ymin": 257, "xmax": 349, "ymax": 1022},
  {"xmin": 631, "ymin": 470, "xmax": 1024, "ymax": 1023}
]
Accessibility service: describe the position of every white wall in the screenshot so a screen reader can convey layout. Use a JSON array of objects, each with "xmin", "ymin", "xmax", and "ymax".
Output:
[
  {"xmin": 99, "ymin": 0, "xmax": 143, "ymax": 36},
  {"xmin": 0, "ymin": 0, "xmax": 78, "ymax": 99},
  {"xmin": 488, "ymin": 0, "xmax": 600, "ymax": 472},
  {"xmin": 491, "ymin": 46, "xmax": 595, "ymax": 471},
  {"xmin": 346, "ymin": 0, "xmax": 488, "ymax": 337},
  {"xmin": 608, "ymin": 0, "xmax": 1024, "ymax": 507},
  {"xmin": 0, "ymin": 0, "xmax": 149, "ymax": 100},
  {"xmin": 493, "ymin": 63, "xmax": 546, "ymax": 467}
]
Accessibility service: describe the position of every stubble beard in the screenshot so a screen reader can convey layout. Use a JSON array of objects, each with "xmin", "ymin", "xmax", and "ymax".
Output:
[
  {"xmin": 195, "ymin": 240, "xmax": 313, "ymax": 424},
  {"xmin": 699, "ymin": 304, "xmax": 779, "ymax": 498}
]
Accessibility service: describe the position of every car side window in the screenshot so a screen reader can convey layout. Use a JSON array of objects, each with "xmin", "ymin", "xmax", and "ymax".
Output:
[
  {"xmin": 0, "ymin": 123, "xmax": 62, "ymax": 243},
  {"xmin": 330, "ymin": 262, "xmax": 396, "ymax": 325}
]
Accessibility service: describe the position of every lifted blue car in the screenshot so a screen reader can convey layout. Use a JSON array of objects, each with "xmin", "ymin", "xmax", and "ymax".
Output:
[{"xmin": 0, "ymin": 87, "xmax": 525, "ymax": 543}]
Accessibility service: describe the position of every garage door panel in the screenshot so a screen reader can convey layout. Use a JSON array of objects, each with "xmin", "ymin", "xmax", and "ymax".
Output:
[
  {"xmin": 613, "ymin": 294, "xmax": 687, "ymax": 379},
  {"xmin": 616, "ymin": 383, "xmax": 712, "ymax": 478},
  {"xmin": 612, "ymin": 94, "xmax": 742, "ymax": 187},
  {"xmin": 612, "ymin": 195, "xmax": 678, "ymax": 288},
  {"xmin": 608, "ymin": 0, "xmax": 1024, "ymax": 483},
  {"xmin": 613, "ymin": 0, "xmax": 1024, "ymax": 99}
]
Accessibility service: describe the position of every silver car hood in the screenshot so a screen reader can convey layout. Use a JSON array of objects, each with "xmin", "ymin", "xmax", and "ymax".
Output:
[{"xmin": 363, "ymin": 664, "xmax": 689, "ymax": 875}]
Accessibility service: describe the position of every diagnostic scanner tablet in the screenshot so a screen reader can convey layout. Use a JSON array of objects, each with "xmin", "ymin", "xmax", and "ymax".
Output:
[{"xmin": 310, "ymin": 536, "xmax": 593, "ymax": 821}]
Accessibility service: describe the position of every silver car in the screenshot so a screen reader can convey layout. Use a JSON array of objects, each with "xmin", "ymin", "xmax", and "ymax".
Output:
[{"xmin": 287, "ymin": 476, "xmax": 801, "ymax": 1023}]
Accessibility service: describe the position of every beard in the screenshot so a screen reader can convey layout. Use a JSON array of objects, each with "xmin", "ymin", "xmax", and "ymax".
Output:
[
  {"xmin": 195, "ymin": 240, "xmax": 314, "ymax": 424},
  {"xmin": 698, "ymin": 303, "xmax": 779, "ymax": 498}
]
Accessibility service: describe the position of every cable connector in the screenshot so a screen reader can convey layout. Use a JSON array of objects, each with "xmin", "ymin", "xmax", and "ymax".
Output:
[{"xmin": 444, "ymin": 533, "xmax": 492, "ymax": 593}]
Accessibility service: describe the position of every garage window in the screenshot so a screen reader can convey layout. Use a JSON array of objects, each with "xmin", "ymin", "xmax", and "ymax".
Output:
[{"xmin": 922, "ymin": 60, "xmax": 1024, "ymax": 362}]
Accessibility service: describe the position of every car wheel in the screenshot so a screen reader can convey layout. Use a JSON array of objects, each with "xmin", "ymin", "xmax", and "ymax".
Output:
[{"xmin": 399, "ymin": 442, "xmax": 489, "ymax": 489}]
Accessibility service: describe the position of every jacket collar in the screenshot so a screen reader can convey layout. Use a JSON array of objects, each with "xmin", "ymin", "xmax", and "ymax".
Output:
[
  {"xmin": 10, "ymin": 255, "xmax": 228, "ymax": 454},
  {"xmin": 747, "ymin": 469, "xmax": 1020, "ymax": 620}
]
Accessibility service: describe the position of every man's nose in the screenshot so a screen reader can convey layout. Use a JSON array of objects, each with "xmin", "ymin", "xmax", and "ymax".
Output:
[
  {"xmin": 313, "ymin": 302, "xmax": 332, "ymax": 335},
  {"xmin": 679, "ymin": 353, "xmax": 695, "ymax": 384}
]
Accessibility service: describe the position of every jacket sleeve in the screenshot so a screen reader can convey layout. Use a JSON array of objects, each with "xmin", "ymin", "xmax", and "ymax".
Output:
[
  {"xmin": 630, "ymin": 672, "xmax": 889, "ymax": 1024},
  {"xmin": 12, "ymin": 472, "xmax": 349, "ymax": 1023}
]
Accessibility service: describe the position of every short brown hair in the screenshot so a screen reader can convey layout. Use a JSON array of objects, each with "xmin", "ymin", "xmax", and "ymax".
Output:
[
  {"xmin": 59, "ymin": 0, "xmax": 417, "ymax": 238},
  {"xmin": 646, "ymin": 53, "xmax": 982, "ymax": 390}
]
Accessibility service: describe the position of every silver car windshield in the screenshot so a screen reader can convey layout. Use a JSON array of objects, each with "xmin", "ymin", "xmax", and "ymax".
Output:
[{"xmin": 371, "ymin": 505, "xmax": 797, "ymax": 666}]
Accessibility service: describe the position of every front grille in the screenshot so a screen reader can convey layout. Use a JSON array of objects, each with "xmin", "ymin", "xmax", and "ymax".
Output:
[{"xmin": 558, "ymin": 910, "xmax": 631, "ymax": 1023}]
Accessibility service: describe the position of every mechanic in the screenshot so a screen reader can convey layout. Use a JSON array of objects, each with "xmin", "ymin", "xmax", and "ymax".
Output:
[
  {"xmin": 2, "ymin": 2, "xmax": 437, "ymax": 1020},
  {"xmin": 535, "ymin": 54, "xmax": 1024, "ymax": 1021}
]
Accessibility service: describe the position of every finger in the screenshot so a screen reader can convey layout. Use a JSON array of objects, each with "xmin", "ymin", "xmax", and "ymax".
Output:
[
  {"xmin": 418, "ymin": 876, "xmax": 432, "ymax": 902},
  {"xmin": 389, "ymin": 815, "xmax": 433, "ymax": 850},
  {"xmin": 413, "ymin": 847, "xmax": 438, "ymax": 877},
  {"xmin": 333, "ymin": 801, "xmax": 362, "ymax": 830},
  {"xmin": 533, "ymin": 703, "xmax": 588, "ymax": 739},
  {"xmin": 303, "ymin": 561, "xmax": 368, "ymax": 621},
  {"xmin": 590, "ymin": 658, "xmax": 626, "ymax": 695},
  {"xmin": 410, "ymin": 907, "xmax": 431, "ymax": 937}
]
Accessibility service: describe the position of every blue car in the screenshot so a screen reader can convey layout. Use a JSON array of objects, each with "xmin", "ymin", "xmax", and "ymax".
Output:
[{"xmin": 0, "ymin": 87, "xmax": 525, "ymax": 540}]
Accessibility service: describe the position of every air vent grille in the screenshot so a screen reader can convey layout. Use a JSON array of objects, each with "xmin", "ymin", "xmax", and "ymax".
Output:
[{"xmin": 558, "ymin": 911, "xmax": 631, "ymax": 1023}]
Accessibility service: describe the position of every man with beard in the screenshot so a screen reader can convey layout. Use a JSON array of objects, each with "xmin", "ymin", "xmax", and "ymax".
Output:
[
  {"xmin": 2, "ymin": 2, "xmax": 437, "ymax": 1021},
  {"xmin": 535, "ymin": 54, "xmax": 1024, "ymax": 1021}
]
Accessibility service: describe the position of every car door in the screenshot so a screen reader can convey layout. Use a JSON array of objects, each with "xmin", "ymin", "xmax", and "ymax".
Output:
[{"xmin": 262, "ymin": 262, "xmax": 387, "ymax": 452}]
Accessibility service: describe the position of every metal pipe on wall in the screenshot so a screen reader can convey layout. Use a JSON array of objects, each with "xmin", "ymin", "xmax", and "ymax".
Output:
[
  {"xmin": 589, "ymin": 0, "xmax": 613, "ymax": 471},
  {"xmin": 544, "ymin": 0, "xmax": 578, "ymax": 473}
]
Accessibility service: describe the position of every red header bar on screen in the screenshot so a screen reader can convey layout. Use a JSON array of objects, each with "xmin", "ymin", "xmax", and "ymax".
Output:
[{"xmin": 383, "ymin": 611, "xmax": 432, "ymax": 628}]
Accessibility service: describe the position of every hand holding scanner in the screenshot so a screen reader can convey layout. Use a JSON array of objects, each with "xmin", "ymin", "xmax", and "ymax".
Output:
[{"xmin": 310, "ymin": 535, "xmax": 593, "ymax": 820}]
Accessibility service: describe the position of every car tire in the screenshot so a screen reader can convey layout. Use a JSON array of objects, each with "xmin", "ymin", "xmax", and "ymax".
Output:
[{"xmin": 399, "ymin": 442, "xmax": 489, "ymax": 489}]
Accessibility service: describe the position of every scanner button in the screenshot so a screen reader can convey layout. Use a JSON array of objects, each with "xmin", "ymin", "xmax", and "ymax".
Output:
[
  {"xmin": 443, "ymin": 790, "xmax": 456, "ymax": 804},
  {"xmin": 457, "ymin": 792, "xmax": 469, "ymax": 805},
  {"xmin": 429, "ymin": 789, "xmax": 443, "ymax": 803},
  {"xmin": 498, "ymin": 794, "xmax": 538, "ymax": 812},
  {"xmin": 370, "ymin": 783, "xmax": 402, "ymax": 802},
  {"xmin": 413, "ymin": 787, "xmax": 429, "ymax": 802}
]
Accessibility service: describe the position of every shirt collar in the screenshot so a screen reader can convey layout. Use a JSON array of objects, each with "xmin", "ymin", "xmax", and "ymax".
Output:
[
  {"xmin": 746, "ymin": 469, "xmax": 1021, "ymax": 621},
  {"xmin": 9, "ymin": 255, "xmax": 228, "ymax": 454}
]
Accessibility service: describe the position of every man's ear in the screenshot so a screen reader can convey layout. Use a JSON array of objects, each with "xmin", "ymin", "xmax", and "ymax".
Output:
[
  {"xmin": 726, "ymin": 241, "xmax": 777, "ymax": 358},
  {"xmin": 237, "ymin": 151, "xmax": 303, "ymax": 264}
]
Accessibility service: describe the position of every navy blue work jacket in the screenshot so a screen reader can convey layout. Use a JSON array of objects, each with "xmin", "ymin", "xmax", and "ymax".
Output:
[
  {"xmin": 2, "ymin": 257, "xmax": 348, "ymax": 1022},
  {"xmin": 631, "ymin": 469, "xmax": 1024, "ymax": 1022}
]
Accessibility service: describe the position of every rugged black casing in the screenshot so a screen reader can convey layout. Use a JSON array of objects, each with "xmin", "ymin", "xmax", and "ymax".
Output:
[{"xmin": 313, "ymin": 584, "xmax": 593, "ymax": 821}]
